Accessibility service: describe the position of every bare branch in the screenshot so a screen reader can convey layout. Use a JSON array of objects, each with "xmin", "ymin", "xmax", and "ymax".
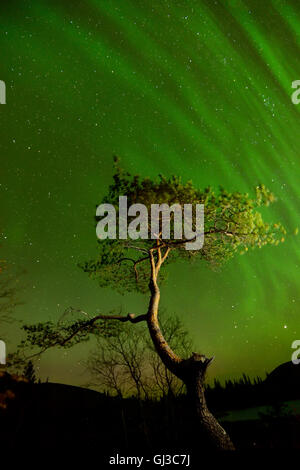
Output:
[
  {"xmin": 91, "ymin": 312, "xmax": 147, "ymax": 324},
  {"xmin": 118, "ymin": 256, "xmax": 149, "ymax": 283}
]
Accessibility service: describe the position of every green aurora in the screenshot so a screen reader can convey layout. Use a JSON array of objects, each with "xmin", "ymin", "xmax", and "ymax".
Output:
[{"xmin": 0, "ymin": 0, "xmax": 299, "ymax": 385}]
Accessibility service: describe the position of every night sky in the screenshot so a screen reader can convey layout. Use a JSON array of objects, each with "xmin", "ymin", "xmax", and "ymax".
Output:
[{"xmin": 1, "ymin": 0, "xmax": 299, "ymax": 386}]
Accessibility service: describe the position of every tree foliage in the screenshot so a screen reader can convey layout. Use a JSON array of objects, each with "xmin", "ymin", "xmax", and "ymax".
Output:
[
  {"xmin": 80, "ymin": 157, "xmax": 286, "ymax": 293},
  {"xmin": 9, "ymin": 308, "xmax": 122, "ymax": 368}
]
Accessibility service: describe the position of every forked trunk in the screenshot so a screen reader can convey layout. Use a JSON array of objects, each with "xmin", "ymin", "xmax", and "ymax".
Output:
[
  {"xmin": 181, "ymin": 355, "xmax": 235, "ymax": 450},
  {"xmin": 147, "ymin": 319, "xmax": 235, "ymax": 449},
  {"xmin": 146, "ymin": 251, "xmax": 235, "ymax": 450}
]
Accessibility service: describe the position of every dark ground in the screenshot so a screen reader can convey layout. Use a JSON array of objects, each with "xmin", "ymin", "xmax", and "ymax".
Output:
[{"xmin": 0, "ymin": 362, "xmax": 299, "ymax": 457}]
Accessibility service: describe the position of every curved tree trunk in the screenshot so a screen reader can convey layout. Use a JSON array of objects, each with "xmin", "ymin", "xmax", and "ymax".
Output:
[
  {"xmin": 180, "ymin": 356, "xmax": 235, "ymax": 450},
  {"xmin": 146, "ymin": 250, "xmax": 235, "ymax": 450}
]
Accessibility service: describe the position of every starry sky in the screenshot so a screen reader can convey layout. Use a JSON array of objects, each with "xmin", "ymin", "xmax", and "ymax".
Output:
[{"xmin": 1, "ymin": 0, "xmax": 300, "ymax": 386}]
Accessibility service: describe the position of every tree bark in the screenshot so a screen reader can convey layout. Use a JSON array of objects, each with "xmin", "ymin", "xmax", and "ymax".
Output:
[
  {"xmin": 179, "ymin": 355, "xmax": 235, "ymax": 450},
  {"xmin": 146, "ymin": 249, "xmax": 235, "ymax": 450}
]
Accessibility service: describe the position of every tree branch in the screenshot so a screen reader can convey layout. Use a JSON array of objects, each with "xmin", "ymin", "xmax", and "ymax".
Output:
[
  {"xmin": 91, "ymin": 313, "xmax": 147, "ymax": 324},
  {"xmin": 118, "ymin": 256, "xmax": 149, "ymax": 283}
]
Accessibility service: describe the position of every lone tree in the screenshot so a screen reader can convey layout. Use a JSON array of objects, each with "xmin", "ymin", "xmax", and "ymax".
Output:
[{"xmin": 14, "ymin": 159, "xmax": 286, "ymax": 450}]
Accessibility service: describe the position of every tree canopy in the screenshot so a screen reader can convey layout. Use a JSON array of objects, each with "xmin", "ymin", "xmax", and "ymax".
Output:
[{"xmin": 80, "ymin": 157, "xmax": 286, "ymax": 294}]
